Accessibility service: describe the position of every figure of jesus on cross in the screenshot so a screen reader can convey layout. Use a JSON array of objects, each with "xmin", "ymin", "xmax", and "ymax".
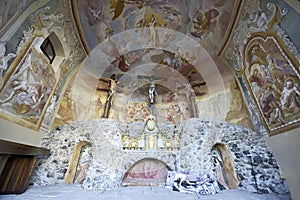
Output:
[{"xmin": 149, "ymin": 79, "xmax": 158, "ymax": 104}]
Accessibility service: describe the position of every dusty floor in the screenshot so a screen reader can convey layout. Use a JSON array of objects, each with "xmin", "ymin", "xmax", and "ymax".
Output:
[{"xmin": 1, "ymin": 184, "xmax": 292, "ymax": 200}]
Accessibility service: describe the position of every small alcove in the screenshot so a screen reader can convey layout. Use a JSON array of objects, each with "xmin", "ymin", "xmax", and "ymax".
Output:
[
  {"xmin": 211, "ymin": 143, "xmax": 239, "ymax": 190},
  {"xmin": 122, "ymin": 158, "xmax": 171, "ymax": 187},
  {"xmin": 64, "ymin": 141, "xmax": 92, "ymax": 184}
]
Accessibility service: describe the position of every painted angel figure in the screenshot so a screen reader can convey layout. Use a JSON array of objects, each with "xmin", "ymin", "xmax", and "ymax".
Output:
[
  {"xmin": 147, "ymin": 15, "xmax": 159, "ymax": 46},
  {"xmin": 0, "ymin": 42, "xmax": 16, "ymax": 87}
]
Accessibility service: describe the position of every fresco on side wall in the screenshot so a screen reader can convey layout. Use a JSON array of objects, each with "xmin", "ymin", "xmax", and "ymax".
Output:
[
  {"xmin": 0, "ymin": 0, "xmax": 86, "ymax": 130},
  {"xmin": 244, "ymin": 34, "xmax": 300, "ymax": 132},
  {"xmin": 0, "ymin": 38, "xmax": 56, "ymax": 128},
  {"xmin": 221, "ymin": 0, "xmax": 300, "ymax": 135}
]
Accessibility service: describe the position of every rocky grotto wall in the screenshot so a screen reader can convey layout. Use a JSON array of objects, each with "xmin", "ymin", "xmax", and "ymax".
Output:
[
  {"xmin": 180, "ymin": 119, "xmax": 289, "ymax": 194},
  {"xmin": 31, "ymin": 118, "xmax": 289, "ymax": 194}
]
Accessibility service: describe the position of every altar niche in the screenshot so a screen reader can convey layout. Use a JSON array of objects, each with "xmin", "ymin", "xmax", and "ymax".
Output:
[
  {"xmin": 122, "ymin": 79, "xmax": 181, "ymax": 151},
  {"xmin": 122, "ymin": 158, "xmax": 171, "ymax": 186}
]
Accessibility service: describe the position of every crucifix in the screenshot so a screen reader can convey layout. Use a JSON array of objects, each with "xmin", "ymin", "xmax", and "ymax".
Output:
[
  {"xmin": 137, "ymin": 75, "xmax": 166, "ymax": 114},
  {"xmin": 148, "ymin": 78, "xmax": 158, "ymax": 105},
  {"xmin": 148, "ymin": 78, "xmax": 157, "ymax": 115},
  {"xmin": 98, "ymin": 74, "xmax": 117, "ymax": 118}
]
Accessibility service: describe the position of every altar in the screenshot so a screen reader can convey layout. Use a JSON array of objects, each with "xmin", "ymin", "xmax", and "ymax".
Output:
[
  {"xmin": 122, "ymin": 116, "xmax": 181, "ymax": 151},
  {"xmin": 30, "ymin": 80, "xmax": 289, "ymax": 195}
]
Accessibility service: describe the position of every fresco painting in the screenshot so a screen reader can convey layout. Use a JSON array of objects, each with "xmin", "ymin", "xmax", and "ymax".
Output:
[
  {"xmin": 126, "ymin": 102, "xmax": 150, "ymax": 122},
  {"xmin": 0, "ymin": 0, "xmax": 19, "ymax": 32},
  {"xmin": 155, "ymin": 102, "xmax": 189, "ymax": 125},
  {"xmin": 76, "ymin": 0, "xmax": 236, "ymax": 53},
  {"xmin": 221, "ymin": 0, "xmax": 300, "ymax": 134},
  {"xmin": 244, "ymin": 35, "xmax": 300, "ymax": 131},
  {"xmin": 73, "ymin": 144, "xmax": 93, "ymax": 184},
  {"xmin": 122, "ymin": 158, "xmax": 170, "ymax": 186},
  {"xmin": 0, "ymin": 37, "xmax": 56, "ymax": 128},
  {"xmin": 2, "ymin": 0, "xmax": 299, "ymax": 135},
  {"xmin": 126, "ymin": 101, "xmax": 189, "ymax": 125}
]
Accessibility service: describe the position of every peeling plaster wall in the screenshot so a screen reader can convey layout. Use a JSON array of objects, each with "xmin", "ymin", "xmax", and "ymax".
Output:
[{"xmin": 32, "ymin": 118, "xmax": 289, "ymax": 194}]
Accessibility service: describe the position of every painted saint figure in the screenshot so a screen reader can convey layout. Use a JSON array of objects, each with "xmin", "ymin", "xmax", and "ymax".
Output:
[
  {"xmin": 74, "ymin": 146, "xmax": 92, "ymax": 184},
  {"xmin": 147, "ymin": 15, "xmax": 158, "ymax": 46},
  {"xmin": 212, "ymin": 155, "xmax": 229, "ymax": 190},
  {"xmin": 280, "ymin": 78, "xmax": 300, "ymax": 112}
]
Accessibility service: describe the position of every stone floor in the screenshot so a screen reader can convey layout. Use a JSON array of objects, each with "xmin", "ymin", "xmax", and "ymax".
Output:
[{"xmin": 1, "ymin": 184, "xmax": 292, "ymax": 200}]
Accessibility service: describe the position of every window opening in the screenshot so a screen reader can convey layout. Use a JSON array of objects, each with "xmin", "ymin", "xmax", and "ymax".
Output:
[{"xmin": 40, "ymin": 37, "xmax": 55, "ymax": 64}]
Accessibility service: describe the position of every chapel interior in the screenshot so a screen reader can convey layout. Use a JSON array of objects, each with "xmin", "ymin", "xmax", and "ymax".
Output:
[{"xmin": 0, "ymin": 0, "xmax": 300, "ymax": 199}]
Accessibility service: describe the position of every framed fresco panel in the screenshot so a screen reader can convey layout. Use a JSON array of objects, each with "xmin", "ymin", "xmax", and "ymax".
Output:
[
  {"xmin": 242, "ymin": 32, "xmax": 300, "ymax": 135},
  {"xmin": 0, "ymin": 37, "xmax": 57, "ymax": 130}
]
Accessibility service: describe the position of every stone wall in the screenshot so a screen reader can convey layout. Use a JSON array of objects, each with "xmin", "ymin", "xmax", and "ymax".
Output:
[
  {"xmin": 179, "ymin": 119, "xmax": 289, "ymax": 194},
  {"xmin": 32, "ymin": 118, "xmax": 289, "ymax": 194}
]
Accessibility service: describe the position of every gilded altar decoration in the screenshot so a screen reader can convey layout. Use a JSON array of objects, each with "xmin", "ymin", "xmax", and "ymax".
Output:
[
  {"xmin": 122, "ymin": 115, "xmax": 181, "ymax": 151},
  {"xmin": 146, "ymin": 115, "xmax": 156, "ymax": 131}
]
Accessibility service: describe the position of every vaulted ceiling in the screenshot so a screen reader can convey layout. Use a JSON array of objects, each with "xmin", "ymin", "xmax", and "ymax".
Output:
[
  {"xmin": 71, "ymin": 0, "xmax": 239, "ymax": 98},
  {"xmin": 4, "ymin": 0, "xmax": 299, "ymax": 134}
]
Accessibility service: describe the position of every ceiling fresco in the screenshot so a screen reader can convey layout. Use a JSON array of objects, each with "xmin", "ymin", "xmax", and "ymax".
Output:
[
  {"xmin": 72, "ymin": 0, "xmax": 238, "ymax": 94},
  {"xmin": 65, "ymin": 0, "xmax": 245, "ymax": 127},
  {"xmin": 71, "ymin": 25, "xmax": 229, "ymax": 123},
  {"xmin": 0, "ymin": 0, "xmax": 298, "ymax": 134},
  {"xmin": 0, "ymin": 0, "xmax": 36, "ymax": 35},
  {"xmin": 74, "ymin": 0, "xmax": 237, "ymax": 53}
]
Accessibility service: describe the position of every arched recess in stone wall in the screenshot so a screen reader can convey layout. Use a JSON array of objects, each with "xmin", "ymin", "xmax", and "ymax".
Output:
[
  {"xmin": 211, "ymin": 143, "xmax": 239, "ymax": 190},
  {"xmin": 122, "ymin": 157, "xmax": 171, "ymax": 187},
  {"xmin": 64, "ymin": 141, "xmax": 92, "ymax": 184}
]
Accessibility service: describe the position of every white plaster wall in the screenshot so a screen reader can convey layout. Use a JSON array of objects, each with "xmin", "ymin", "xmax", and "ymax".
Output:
[
  {"xmin": 0, "ymin": 118, "xmax": 43, "ymax": 146},
  {"xmin": 266, "ymin": 127, "xmax": 300, "ymax": 200}
]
